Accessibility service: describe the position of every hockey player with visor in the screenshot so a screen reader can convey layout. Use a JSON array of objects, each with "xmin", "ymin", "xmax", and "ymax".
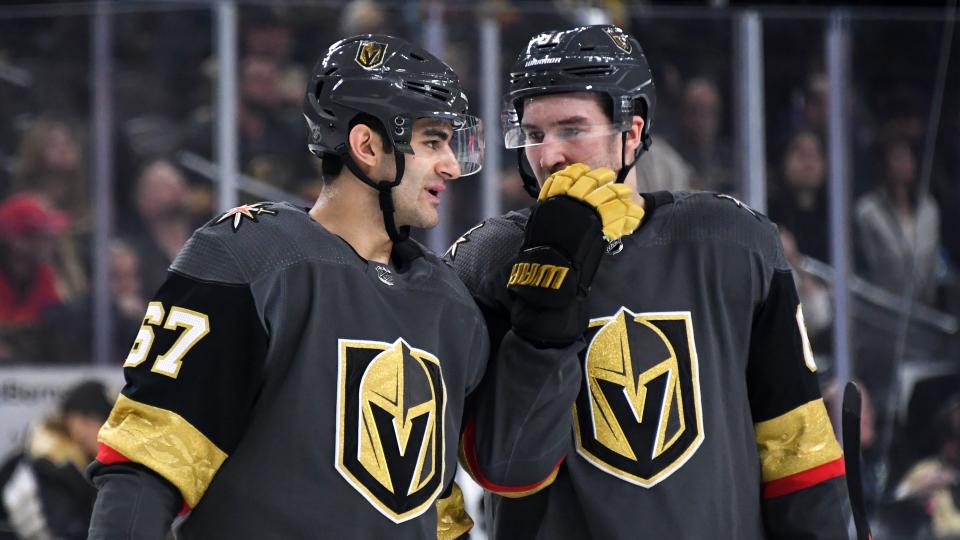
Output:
[{"xmin": 448, "ymin": 24, "xmax": 852, "ymax": 540}]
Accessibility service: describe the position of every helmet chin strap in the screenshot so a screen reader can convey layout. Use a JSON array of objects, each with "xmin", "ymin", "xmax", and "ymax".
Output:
[
  {"xmin": 339, "ymin": 146, "xmax": 410, "ymax": 243},
  {"xmin": 518, "ymin": 149, "xmax": 542, "ymax": 199},
  {"xmin": 615, "ymin": 131, "xmax": 651, "ymax": 184}
]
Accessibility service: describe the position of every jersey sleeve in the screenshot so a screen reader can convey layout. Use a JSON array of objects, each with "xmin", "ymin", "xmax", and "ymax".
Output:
[
  {"xmin": 747, "ymin": 229, "xmax": 849, "ymax": 538},
  {"xmin": 91, "ymin": 227, "xmax": 269, "ymax": 513},
  {"xmin": 445, "ymin": 217, "xmax": 583, "ymax": 497},
  {"xmin": 434, "ymin": 481, "xmax": 473, "ymax": 540}
]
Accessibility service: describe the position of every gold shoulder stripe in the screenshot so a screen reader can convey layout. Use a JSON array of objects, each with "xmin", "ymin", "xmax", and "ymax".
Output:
[
  {"xmin": 97, "ymin": 394, "xmax": 227, "ymax": 508},
  {"xmin": 755, "ymin": 398, "xmax": 843, "ymax": 483},
  {"xmin": 436, "ymin": 482, "xmax": 473, "ymax": 540}
]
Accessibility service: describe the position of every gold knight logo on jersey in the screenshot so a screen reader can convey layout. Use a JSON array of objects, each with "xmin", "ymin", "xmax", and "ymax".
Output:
[
  {"xmin": 573, "ymin": 308, "xmax": 704, "ymax": 487},
  {"xmin": 336, "ymin": 338, "xmax": 446, "ymax": 523}
]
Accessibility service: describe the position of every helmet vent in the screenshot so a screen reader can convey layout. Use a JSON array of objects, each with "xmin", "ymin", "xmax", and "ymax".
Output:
[
  {"xmin": 324, "ymin": 67, "xmax": 338, "ymax": 76},
  {"xmin": 404, "ymin": 80, "xmax": 451, "ymax": 102},
  {"xmin": 564, "ymin": 65, "xmax": 615, "ymax": 77},
  {"xmin": 580, "ymin": 46, "xmax": 595, "ymax": 51},
  {"xmin": 320, "ymin": 108, "xmax": 336, "ymax": 120},
  {"xmin": 409, "ymin": 52, "xmax": 427, "ymax": 61}
]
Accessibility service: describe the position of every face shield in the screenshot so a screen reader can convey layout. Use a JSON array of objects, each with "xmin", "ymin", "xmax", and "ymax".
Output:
[
  {"xmin": 501, "ymin": 95, "xmax": 632, "ymax": 149},
  {"xmin": 402, "ymin": 113, "xmax": 485, "ymax": 177}
]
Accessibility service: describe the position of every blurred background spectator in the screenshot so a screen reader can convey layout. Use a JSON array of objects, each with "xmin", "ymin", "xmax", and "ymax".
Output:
[
  {"xmin": 890, "ymin": 397, "xmax": 960, "ymax": 539},
  {"xmin": 635, "ymin": 139, "xmax": 693, "ymax": 193},
  {"xmin": 768, "ymin": 130, "xmax": 830, "ymax": 263},
  {"xmin": 108, "ymin": 241, "xmax": 147, "ymax": 346},
  {"xmin": 669, "ymin": 77, "xmax": 735, "ymax": 193},
  {"xmin": 184, "ymin": 54, "xmax": 314, "ymax": 195},
  {"xmin": 0, "ymin": 380, "xmax": 113, "ymax": 540},
  {"xmin": 8, "ymin": 119, "xmax": 89, "ymax": 305},
  {"xmin": 122, "ymin": 159, "xmax": 199, "ymax": 296},
  {"xmin": 9, "ymin": 119, "xmax": 87, "ymax": 224},
  {"xmin": 0, "ymin": 194, "xmax": 70, "ymax": 365},
  {"xmin": 854, "ymin": 133, "xmax": 941, "ymax": 307}
]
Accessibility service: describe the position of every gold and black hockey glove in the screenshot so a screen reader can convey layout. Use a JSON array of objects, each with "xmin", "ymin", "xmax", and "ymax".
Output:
[{"xmin": 507, "ymin": 163, "xmax": 644, "ymax": 346}]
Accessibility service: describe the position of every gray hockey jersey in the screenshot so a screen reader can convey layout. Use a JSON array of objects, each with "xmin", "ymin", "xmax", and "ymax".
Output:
[
  {"xmin": 92, "ymin": 202, "xmax": 488, "ymax": 539},
  {"xmin": 447, "ymin": 191, "xmax": 850, "ymax": 540}
]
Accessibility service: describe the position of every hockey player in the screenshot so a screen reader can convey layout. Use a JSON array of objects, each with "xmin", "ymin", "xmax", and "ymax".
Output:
[
  {"xmin": 86, "ymin": 34, "xmax": 637, "ymax": 539},
  {"xmin": 448, "ymin": 25, "xmax": 851, "ymax": 539}
]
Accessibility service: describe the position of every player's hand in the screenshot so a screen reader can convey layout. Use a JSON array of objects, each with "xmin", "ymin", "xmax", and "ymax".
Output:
[
  {"xmin": 539, "ymin": 164, "xmax": 644, "ymax": 241},
  {"xmin": 506, "ymin": 163, "xmax": 644, "ymax": 346}
]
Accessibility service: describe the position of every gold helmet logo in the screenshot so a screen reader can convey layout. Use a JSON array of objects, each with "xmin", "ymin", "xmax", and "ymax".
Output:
[
  {"xmin": 574, "ymin": 308, "xmax": 703, "ymax": 487},
  {"xmin": 603, "ymin": 27, "xmax": 633, "ymax": 54},
  {"xmin": 336, "ymin": 338, "xmax": 446, "ymax": 522},
  {"xmin": 356, "ymin": 40, "xmax": 388, "ymax": 69}
]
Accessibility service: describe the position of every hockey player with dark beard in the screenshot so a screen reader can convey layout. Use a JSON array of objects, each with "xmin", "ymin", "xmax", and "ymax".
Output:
[
  {"xmin": 86, "ymin": 35, "xmax": 638, "ymax": 539},
  {"xmin": 447, "ymin": 25, "xmax": 852, "ymax": 539}
]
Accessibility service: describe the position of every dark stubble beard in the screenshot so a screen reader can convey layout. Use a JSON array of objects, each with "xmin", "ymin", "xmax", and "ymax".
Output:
[{"xmin": 538, "ymin": 135, "xmax": 622, "ymax": 183}]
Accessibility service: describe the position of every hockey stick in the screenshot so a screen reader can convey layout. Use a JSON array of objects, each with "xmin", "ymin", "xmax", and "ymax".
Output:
[{"xmin": 842, "ymin": 381, "xmax": 872, "ymax": 540}]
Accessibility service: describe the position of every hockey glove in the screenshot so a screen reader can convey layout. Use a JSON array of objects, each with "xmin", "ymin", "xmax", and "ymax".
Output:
[{"xmin": 507, "ymin": 163, "xmax": 644, "ymax": 346}]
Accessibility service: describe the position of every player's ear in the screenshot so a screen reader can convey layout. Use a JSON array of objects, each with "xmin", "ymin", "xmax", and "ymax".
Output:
[
  {"xmin": 624, "ymin": 116, "xmax": 644, "ymax": 156},
  {"xmin": 347, "ymin": 123, "xmax": 382, "ymax": 170}
]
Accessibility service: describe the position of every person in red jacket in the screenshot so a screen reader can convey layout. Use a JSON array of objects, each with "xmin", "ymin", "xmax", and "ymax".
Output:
[{"xmin": 0, "ymin": 193, "xmax": 69, "ymax": 363}]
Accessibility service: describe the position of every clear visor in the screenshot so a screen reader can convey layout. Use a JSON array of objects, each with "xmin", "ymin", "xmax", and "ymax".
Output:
[
  {"xmin": 412, "ymin": 113, "xmax": 485, "ymax": 177},
  {"xmin": 501, "ymin": 100, "xmax": 630, "ymax": 149}
]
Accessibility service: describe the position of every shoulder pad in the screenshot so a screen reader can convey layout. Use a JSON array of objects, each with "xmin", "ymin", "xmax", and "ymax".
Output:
[
  {"xmin": 442, "ymin": 210, "xmax": 529, "ymax": 296},
  {"xmin": 667, "ymin": 192, "xmax": 787, "ymax": 270},
  {"xmin": 172, "ymin": 202, "xmax": 350, "ymax": 283}
]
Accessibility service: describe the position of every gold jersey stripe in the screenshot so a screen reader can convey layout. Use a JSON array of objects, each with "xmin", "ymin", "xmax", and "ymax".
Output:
[
  {"xmin": 436, "ymin": 482, "xmax": 474, "ymax": 540},
  {"xmin": 755, "ymin": 398, "xmax": 843, "ymax": 483},
  {"xmin": 98, "ymin": 394, "xmax": 227, "ymax": 508}
]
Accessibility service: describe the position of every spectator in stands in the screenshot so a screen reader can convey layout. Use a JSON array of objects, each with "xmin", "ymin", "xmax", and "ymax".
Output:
[
  {"xmin": 109, "ymin": 242, "xmax": 145, "ymax": 332},
  {"xmin": 11, "ymin": 119, "xmax": 87, "ymax": 225},
  {"xmin": 11, "ymin": 119, "xmax": 89, "ymax": 303},
  {"xmin": 1, "ymin": 380, "xmax": 113, "ymax": 540},
  {"xmin": 237, "ymin": 55, "xmax": 309, "ymax": 185},
  {"xmin": 340, "ymin": 0, "xmax": 392, "ymax": 36},
  {"xmin": 242, "ymin": 9, "xmax": 305, "ymax": 109},
  {"xmin": 186, "ymin": 56, "xmax": 314, "ymax": 194},
  {"xmin": 109, "ymin": 241, "xmax": 147, "ymax": 357},
  {"xmin": 0, "ymin": 194, "xmax": 69, "ymax": 364},
  {"xmin": 27, "ymin": 240, "xmax": 150, "ymax": 366},
  {"xmin": 894, "ymin": 396, "xmax": 960, "ymax": 539},
  {"xmin": 670, "ymin": 77, "xmax": 734, "ymax": 193},
  {"xmin": 124, "ymin": 160, "xmax": 196, "ymax": 296},
  {"xmin": 854, "ymin": 134, "xmax": 941, "ymax": 306},
  {"xmin": 768, "ymin": 130, "xmax": 830, "ymax": 262},
  {"xmin": 635, "ymin": 138, "xmax": 693, "ymax": 193}
]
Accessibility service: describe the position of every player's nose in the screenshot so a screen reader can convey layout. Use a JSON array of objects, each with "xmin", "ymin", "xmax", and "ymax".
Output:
[
  {"xmin": 538, "ymin": 143, "xmax": 569, "ymax": 176},
  {"xmin": 436, "ymin": 147, "xmax": 461, "ymax": 180}
]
